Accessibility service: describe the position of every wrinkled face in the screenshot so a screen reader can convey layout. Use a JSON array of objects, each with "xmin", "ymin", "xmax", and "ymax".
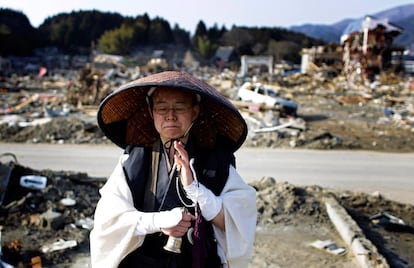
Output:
[{"xmin": 150, "ymin": 87, "xmax": 200, "ymax": 143}]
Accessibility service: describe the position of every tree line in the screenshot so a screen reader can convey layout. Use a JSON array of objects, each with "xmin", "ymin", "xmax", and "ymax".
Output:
[{"xmin": 0, "ymin": 8, "xmax": 325, "ymax": 64}]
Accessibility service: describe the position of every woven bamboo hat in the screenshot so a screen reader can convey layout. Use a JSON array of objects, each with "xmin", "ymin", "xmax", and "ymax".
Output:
[{"xmin": 97, "ymin": 71, "xmax": 247, "ymax": 152}]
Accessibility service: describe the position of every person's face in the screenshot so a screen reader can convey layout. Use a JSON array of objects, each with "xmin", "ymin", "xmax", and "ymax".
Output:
[{"xmin": 150, "ymin": 88, "xmax": 200, "ymax": 142}]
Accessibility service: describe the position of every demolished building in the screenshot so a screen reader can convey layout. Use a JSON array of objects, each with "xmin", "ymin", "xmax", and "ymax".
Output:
[
  {"xmin": 341, "ymin": 15, "xmax": 404, "ymax": 82},
  {"xmin": 300, "ymin": 44, "xmax": 343, "ymax": 75},
  {"xmin": 301, "ymin": 16, "xmax": 405, "ymax": 83}
]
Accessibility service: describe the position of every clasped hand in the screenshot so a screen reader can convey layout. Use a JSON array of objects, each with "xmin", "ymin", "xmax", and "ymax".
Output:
[{"xmin": 160, "ymin": 210, "xmax": 196, "ymax": 237}]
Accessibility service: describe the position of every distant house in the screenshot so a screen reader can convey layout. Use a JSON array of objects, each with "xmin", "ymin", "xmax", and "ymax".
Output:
[
  {"xmin": 151, "ymin": 50, "xmax": 165, "ymax": 59},
  {"xmin": 93, "ymin": 53, "xmax": 125, "ymax": 68},
  {"xmin": 211, "ymin": 46, "xmax": 239, "ymax": 69},
  {"xmin": 401, "ymin": 54, "xmax": 414, "ymax": 74},
  {"xmin": 145, "ymin": 50, "xmax": 168, "ymax": 71},
  {"xmin": 239, "ymin": 55, "xmax": 274, "ymax": 77},
  {"xmin": 0, "ymin": 57, "xmax": 11, "ymax": 76}
]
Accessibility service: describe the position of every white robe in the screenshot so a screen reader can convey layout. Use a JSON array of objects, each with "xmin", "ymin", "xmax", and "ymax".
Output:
[{"xmin": 90, "ymin": 154, "xmax": 257, "ymax": 268}]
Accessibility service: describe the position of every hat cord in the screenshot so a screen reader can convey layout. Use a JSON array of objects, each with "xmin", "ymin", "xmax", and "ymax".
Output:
[{"xmin": 162, "ymin": 122, "xmax": 194, "ymax": 160}]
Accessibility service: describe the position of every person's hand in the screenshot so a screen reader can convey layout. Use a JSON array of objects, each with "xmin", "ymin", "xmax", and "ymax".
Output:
[
  {"xmin": 174, "ymin": 140, "xmax": 194, "ymax": 186},
  {"xmin": 160, "ymin": 209, "xmax": 196, "ymax": 237}
]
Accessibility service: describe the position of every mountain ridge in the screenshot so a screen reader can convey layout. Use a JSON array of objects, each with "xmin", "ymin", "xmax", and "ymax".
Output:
[{"xmin": 290, "ymin": 4, "xmax": 414, "ymax": 48}]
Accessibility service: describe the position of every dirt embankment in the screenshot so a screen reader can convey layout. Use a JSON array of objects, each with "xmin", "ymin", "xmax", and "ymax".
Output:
[{"xmin": 251, "ymin": 177, "xmax": 414, "ymax": 268}]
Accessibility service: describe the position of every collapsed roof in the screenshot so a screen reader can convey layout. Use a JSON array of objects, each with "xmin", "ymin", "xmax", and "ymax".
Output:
[{"xmin": 340, "ymin": 15, "xmax": 403, "ymax": 44}]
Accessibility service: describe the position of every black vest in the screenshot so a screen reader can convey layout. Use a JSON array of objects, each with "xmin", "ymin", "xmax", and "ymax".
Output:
[{"xmin": 119, "ymin": 137, "xmax": 235, "ymax": 268}]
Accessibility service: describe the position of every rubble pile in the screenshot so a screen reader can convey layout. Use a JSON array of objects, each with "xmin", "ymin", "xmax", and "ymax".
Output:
[
  {"xmin": 252, "ymin": 177, "xmax": 329, "ymax": 226},
  {"xmin": 238, "ymin": 72, "xmax": 414, "ymax": 151},
  {"xmin": 1, "ymin": 69, "xmax": 414, "ymax": 152},
  {"xmin": 0, "ymin": 117, "xmax": 107, "ymax": 145},
  {"xmin": 0, "ymin": 158, "xmax": 105, "ymax": 267}
]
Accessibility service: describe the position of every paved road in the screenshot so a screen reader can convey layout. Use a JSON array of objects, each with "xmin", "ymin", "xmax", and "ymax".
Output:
[{"xmin": 1, "ymin": 143, "xmax": 413, "ymax": 204}]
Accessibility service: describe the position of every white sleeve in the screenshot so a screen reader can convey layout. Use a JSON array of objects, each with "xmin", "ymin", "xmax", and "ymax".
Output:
[
  {"xmin": 89, "ymin": 155, "xmax": 182, "ymax": 268},
  {"xmin": 89, "ymin": 155, "xmax": 143, "ymax": 268},
  {"xmin": 213, "ymin": 165, "xmax": 257, "ymax": 268},
  {"xmin": 184, "ymin": 181, "xmax": 222, "ymax": 221}
]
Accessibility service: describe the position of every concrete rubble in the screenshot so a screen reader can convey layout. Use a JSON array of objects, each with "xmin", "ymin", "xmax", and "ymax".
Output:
[{"xmin": 325, "ymin": 196, "xmax": 389, "ymax": 268}]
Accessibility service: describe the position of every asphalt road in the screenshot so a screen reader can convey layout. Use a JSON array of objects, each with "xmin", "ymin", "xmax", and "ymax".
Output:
[{"xmin": 1, "ymin": 143, "xmax": 413, "ymax": 205}]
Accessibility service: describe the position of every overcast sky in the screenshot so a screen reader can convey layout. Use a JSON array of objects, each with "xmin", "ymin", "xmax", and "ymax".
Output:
[{"xmin": 1, "ymin": 0, "xmax": 412, "ymax": 32}]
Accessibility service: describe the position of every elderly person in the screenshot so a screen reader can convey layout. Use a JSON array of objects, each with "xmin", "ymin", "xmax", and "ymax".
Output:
[{"xmin": 90, "ymin": 71, "xmax": 256, "ymax": 268}]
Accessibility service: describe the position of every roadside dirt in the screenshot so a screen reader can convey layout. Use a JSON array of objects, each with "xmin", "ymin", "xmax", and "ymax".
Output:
[
  {"xmin": 251, "ymin": 178, "xmax": 414, "ymax": 268},
  {"xmin": 1, "ymin": 163, "xmax": 413, "ymax": 268}
]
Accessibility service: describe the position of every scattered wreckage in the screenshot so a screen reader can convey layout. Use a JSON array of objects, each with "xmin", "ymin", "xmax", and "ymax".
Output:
[
  {"xmin": 236, "ymin": 81, "xmax": 298, "ymax": 117},
  {"xmin": 0, "ymin": 70, "xmax": 413, "ymax": 266},
  {"xmin": 1, "ymin": 66, "xmax": 413, "ymax": 152},
  {"xmin": 0, "ymin": 153, "xmax": 103, "ymax": 267}
]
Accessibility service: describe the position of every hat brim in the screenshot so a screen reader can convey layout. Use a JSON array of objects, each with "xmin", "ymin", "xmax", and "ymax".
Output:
[{"xmin": 97, "ymin": 71, "xmax": 247, "ymax": 152}]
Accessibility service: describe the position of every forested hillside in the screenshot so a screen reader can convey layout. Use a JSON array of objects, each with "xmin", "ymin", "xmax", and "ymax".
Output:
[{"xmin": 0, "ymin": 8, "xmax": 324, "ymax": 64}]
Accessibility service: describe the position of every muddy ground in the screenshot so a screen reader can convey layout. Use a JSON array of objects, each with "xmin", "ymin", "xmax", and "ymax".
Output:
[{"xmin": 0, "ymin": 72, "xmax": 413, "ymax": 267}]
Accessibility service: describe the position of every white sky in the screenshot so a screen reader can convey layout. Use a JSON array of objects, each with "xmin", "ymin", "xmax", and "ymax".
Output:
[{"xmin": 0, "ymin": 0, "xmax": 412, "ymax": 32}]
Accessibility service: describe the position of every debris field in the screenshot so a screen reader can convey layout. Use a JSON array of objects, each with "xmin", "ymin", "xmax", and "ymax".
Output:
[{"xmin": 0, "ymin": 68, "xmax": 414, "ymax": 267}]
